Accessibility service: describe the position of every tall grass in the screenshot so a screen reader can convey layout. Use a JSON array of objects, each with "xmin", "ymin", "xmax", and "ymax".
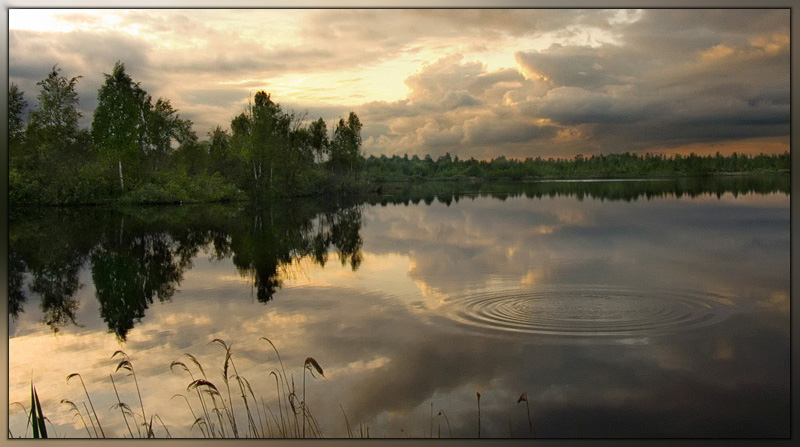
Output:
[
  {"xmin": 9, "ymin": 381, "xmax": 55, "ymax": 438},
  {"xmin": 167, "ymin": 337, "xmax": 326, "ymax": 438},
  {"xmin": 9, "ymin": 338, "xmax": 538, "ymax": 438}
]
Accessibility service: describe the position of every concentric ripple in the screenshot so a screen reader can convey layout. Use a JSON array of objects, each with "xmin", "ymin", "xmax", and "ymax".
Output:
[{"xmin": 443, "ymin": 285, "xmax": 738, "ymax": 337}]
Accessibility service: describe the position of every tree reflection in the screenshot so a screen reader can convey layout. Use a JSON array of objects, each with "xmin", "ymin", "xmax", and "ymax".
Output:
[
  {"xmin": 364, "ymin": 174, "xmax": 790, "ymax": 206},
  {"xmin": 29, "ymin": 260, "xmax": 83, "ymax": 333},
  {"xmin": 7, "ymin": 245, "xmax": 28, "ymax": 320},
  {"xmin": 9, "ymin": 175, "xmax": 782, "ymax": 338},
  {"xmin": 329, "ymin": 206, "xmax": 363, "ymax": 271},
  {"xmin": 91, "ymin": 230, "xmax": 186, "ymax": 340},
  {"xmin": 9, "ymin": 199, "xmax": 365, "ymax": 338},
  {"xmin": 8, "ymin": 208, "xmax": 96, "ymax": 333},
  {"xmin": 229, "ymin": 200, "xmax": 364, "ymax": 302}
]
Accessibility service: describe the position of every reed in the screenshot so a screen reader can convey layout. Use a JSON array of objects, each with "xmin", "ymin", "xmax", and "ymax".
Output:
[
  {"xmin": 518, "ymin": 392, "xmax": 535, "ymax": 438},
  {"xmin": 112, "ymin": 350, "xmax": 154, "ymax": 437},
  {"xmin": 12, "ymin": 339, "xmax": 540, "ymax": 438},
  {"xmin": 303, "ymin": 356, "xmax": 325, "ymax": 438},
  {"xmin": 165, "ymin": 338, "xmax": 327, "ymax": 438},
  {"xmin": 438, "ymin": 410, "xmax": 452, "ymax": 438},
  {"xmin": 60, "ymin": 399, "xmax": 92, "ymax": 437},
  {"xmin": 66, "ymin": 372, "xmax": 105, "ymax": 438},
  {"xmin": 477, "ymin": 391, "xmax": 481, "ymax": 438}
]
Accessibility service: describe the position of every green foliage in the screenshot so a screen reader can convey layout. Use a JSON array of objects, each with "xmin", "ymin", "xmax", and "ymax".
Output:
[
  {"xmin": 8, "ymin": 83, "xmax": 27, "ymax": 156},
  {"xmin": 27, "ymin": 65, "xmax": 82, "ymax": 146},
  {"xmin": 11, "ymin": 61, "xmax": 369, "ymax": 206},
  {"xmin": 14, "ymin": 59, "xmax": 786, "ymax": 208},
  {"xmin": 329, "ymin": 112, "xmax": 362, "ymax": 176},
  {"xmin": 362, "ymin": 151, "xmax": 790, "ymax": 183},
  {"xmin": 10, "ymin": 66, "xmax": 94, "ymax": 204},
  {"xmin": 92, "ymin": 61, "xmax": 144, "ymax": 191}
]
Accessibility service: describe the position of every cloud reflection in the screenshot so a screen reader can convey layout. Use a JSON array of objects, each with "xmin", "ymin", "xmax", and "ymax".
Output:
[{"xmin": 8, "ymin": 186, "xmax": 789, "ymax": 438}]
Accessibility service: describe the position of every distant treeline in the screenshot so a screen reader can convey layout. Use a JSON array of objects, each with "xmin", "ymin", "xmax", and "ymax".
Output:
[
  {"xmin": 362, "ymin": 151, "xmax": 790, "ymax": 182},
  {"xmin": 8, "ymin": 63, "xmax": 790, "ymax": 206},
  {"xmin": 364, "ymin": 175, "xmax": 790, "ymax": 206},
  {"xmin": 9, "ymin": 62, "xmax": 364, "ymax": 205}
]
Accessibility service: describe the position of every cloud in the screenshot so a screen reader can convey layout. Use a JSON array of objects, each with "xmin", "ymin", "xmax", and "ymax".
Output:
[
  {"xmin": 515, "ymin": 44, "xmax": 629, "ymax": 89},
  {"xmin": 359, "ymin": 53, "xmax": 557, "ymax": 159},
  {"xmin": 8, "ymin": 9, "xmax": 790, "ymax": 158}
]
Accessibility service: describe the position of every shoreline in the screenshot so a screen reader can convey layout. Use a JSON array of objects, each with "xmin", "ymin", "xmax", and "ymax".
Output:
[{"xmin": 9, "ymin": 170, "xmax": 790, "ymax": 208}]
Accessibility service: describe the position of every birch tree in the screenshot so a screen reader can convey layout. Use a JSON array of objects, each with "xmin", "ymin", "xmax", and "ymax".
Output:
[{"xmin": 91, "ymin": 62, "xmax": 143, "ymax": 191}]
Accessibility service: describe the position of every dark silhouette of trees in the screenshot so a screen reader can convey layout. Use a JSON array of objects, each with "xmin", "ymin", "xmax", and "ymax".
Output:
[
  {"xmin": 10, "ymin": 66, "xmax": 92, "ymax": 203},
  {"xmin": 362, "ymin": 151, "xmax": 789, "ymax": 183},
  {"xmin": 7, "ymin": 60, "xmax": 786, "ymax": 207},
  {"xmin": 330, "ymin": 112, "xmax": 363, "ymax": 177}
]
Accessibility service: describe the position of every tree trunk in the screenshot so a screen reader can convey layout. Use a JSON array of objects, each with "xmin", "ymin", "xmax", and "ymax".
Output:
[{"xmin": 118, "ymin": 159, "xmax": 125, "ymax": 190}]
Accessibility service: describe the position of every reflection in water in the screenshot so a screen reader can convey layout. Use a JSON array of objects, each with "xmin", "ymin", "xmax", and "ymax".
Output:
[
  {"xmin": 7, "ymin": 177, "xmax": 790, "ymax": 438},
  {"xmin": 365, "ymin": 174, "xmax": 789, "ymax": 206},
  {"xmin": 91, "ymin": 232, "xmax": 187, "ymax": 339},
  {"xmin": 10, "ymin": 199, "xmax": 365, "ymax": 339},
  {"xmin": 7, "ymin": 246, "xmax": 28, "ymax": 321}
]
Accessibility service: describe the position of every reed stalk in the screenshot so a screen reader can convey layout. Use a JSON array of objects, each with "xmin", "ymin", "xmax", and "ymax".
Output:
[
  {"xmin": 66, "ymin": 373, "xmax": 105, "ymax": 438},
  {"xmin": 518, "ymin": 392, "xmax": 534, "ymax": 438},
  {"xmin": 477, "ymin": 391, "xmax": 481, "ymax": 438},
  {"xmin": 109, "ymin": 374, "xmax": 135, "ymax": 438}
]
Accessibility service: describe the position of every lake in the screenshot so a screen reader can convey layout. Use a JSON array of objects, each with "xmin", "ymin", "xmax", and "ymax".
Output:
[{"xmin": 7, "ymin": 177, "xmax": 790, "ymax": 438}]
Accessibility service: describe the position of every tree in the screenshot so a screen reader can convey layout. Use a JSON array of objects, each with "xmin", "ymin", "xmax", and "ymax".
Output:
[
  {"xmin": 229, "ymin": 91, "xmax": 294, "ymax": 193},
  {"xmin": 92, "ymin": 62, "xmax": 144, "ymax": 191},
  {"xmin": 92, "ymin": 61, "xmax": 193, "ymax": 191},
  {"xmin": 207, "ymin": 125, "xmax": 237, "ymax": 179},
  {"xmin": 330, "ymin": 111, "xmax": 363, "ymax": 176},
  {"xmin": 24, "ymin": 66, "xmax": 83, "ymax": 171},
  {"xmin": 8, "ymin": 83, "xmax": 27, "ymax": 157},
  {"xmin": 142, "ymin": 97, "xmax": 186, "ymax": 173},
  {"xmin": 9, "ymin": 84, "xmax": 28, "ymax": 196},
  {"xmin": 251, "ymin": 91, "xmax": 292, "ymax": 191},
  {"xmin": 18, "ymin": 66, "xmax": 91, "ymax": 202},
  {"xmin": 308, "ymin": 117, "xmax": 329, "ymax": 163}
]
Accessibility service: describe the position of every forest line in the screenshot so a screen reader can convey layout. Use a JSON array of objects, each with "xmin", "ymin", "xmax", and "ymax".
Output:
[{"xmin": 8, "ymin": 63, "xmax": 790, "ymax": 206}]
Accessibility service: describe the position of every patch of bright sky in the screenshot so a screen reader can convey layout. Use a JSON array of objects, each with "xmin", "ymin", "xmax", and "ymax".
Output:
[
  {"xmin": 9, "ymin": 9, "xmax": 115, "ymax": 32},
  {"xmin": 10, "ymin": 8, "xmax": 631, "ymax": 108},
  {"xmin": 262, "ymin": 24, "xmax": 625, "ymax": 106}
]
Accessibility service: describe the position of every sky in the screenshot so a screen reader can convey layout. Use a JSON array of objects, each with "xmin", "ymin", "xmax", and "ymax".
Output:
[{"xmin": 7, "ymin": 8, "xmax": 791, "ymax": 160}]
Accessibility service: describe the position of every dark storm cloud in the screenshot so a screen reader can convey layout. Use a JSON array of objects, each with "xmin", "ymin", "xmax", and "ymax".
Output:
[
  {"xmin": 530, "ymin": 86, "xmax": 655, "ymax": 125},
  {"xmin": 355, "ymin": 9, "xmax": 789, "ymax": 158},
  {"xmin": 515, "ymin": 44, "xmax": 626, "ymax": 89},
  {"xmin": 462, "ymin": 113, "xmax": 557, "ymax": 146}
]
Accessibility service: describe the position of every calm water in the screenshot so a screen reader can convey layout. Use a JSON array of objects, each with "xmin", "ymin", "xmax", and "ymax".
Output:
[{"xmin": 8, "ymin": 178, "xmax": 790, "ymax": 438}]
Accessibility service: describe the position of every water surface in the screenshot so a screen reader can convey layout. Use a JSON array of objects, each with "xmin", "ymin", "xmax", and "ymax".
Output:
[{"xmin": 8, "ymin": 178, "xmax": 790, "ymax": 438}]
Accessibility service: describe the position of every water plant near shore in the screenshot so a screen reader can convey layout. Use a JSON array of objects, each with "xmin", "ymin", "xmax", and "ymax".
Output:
[{"xmin": 9, "ymin": 339, "xmax": 536, "ymax": 439}]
